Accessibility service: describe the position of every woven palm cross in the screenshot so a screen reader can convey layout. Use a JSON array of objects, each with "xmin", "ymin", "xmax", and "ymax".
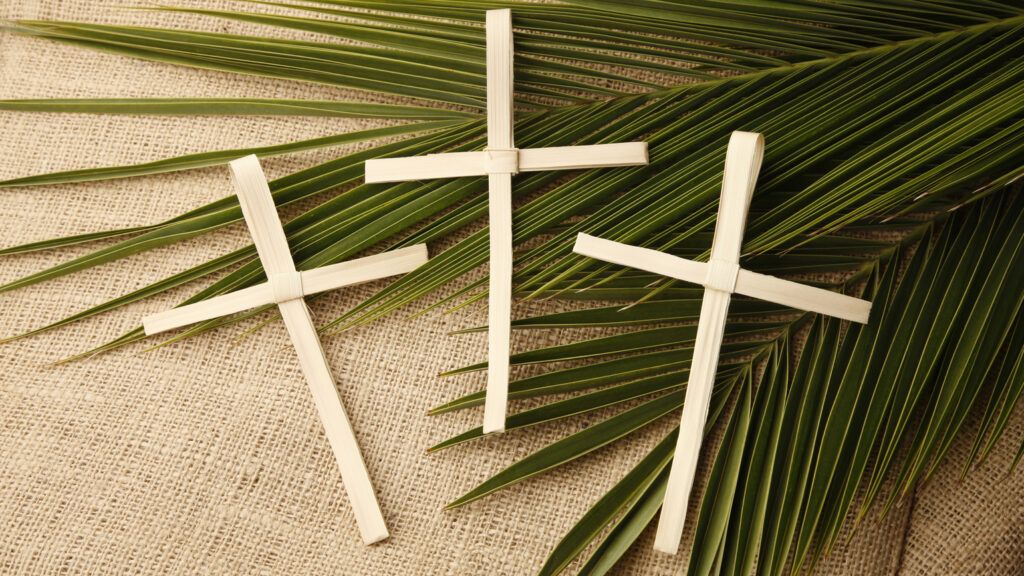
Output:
[
  {"xmin": 144, "ymin": 155, "xmax": 430, "ymax": 545},
  {"xmin": 573, "ymin": 131, "xmax": 872, "ymax": 554},
  {"xmin": 364, "ymin": 9, "xmax": 649, "ymax": 434}
]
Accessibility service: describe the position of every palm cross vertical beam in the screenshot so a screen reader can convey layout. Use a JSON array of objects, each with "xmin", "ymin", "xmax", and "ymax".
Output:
[
  {"xmin": 364, "ymin": 9, "xmax": 649, "ymax": 434},
  {"xmin": 143, "ymin": 155, "xmax": 430, "ymax": 545},
  {"xmin": 572, "ymin": 131, "xmax": 872, "ymax": 554}
]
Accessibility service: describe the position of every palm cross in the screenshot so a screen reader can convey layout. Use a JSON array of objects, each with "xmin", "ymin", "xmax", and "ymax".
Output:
[
  {"xmin": 144, "ymin": 155, "xmax": 430, "ymax": 545},
  {"xmin": 573, "ymin": 131, "xmax": 872, "ymax": 554},
  {"xmin": 364, "ymin": 9, "xmax": 649, "ymax": 434}
]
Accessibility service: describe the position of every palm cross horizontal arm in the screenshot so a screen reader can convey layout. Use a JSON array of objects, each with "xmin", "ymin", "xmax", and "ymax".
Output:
[
  {"xmin": 143, "ymin": 155, "xmax": 430, "ymax": 545},
  {"xmin": 363, "ymin": 8, "xmax": 649, "ymax": 434},
  {"xmin": 572, "ymin": 131, "xmax": 872, "ymax": 555}
]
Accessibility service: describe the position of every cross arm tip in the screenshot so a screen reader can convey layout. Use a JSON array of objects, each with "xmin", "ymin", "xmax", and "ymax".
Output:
[
  {"xmin": 362, "ymin": 158, "xmax": 390, "ymax": 184},
  {"xmin": 599, "ymin": 141, "xmax": 649, "ymax": 166},
  {"xmin": 407, "ymin": 242, "xmax": 430, "ymax": 264},
  {"xmin": 482, "ymin": 422, "xmax": 506, "ymax": 434},
  {"xmin": 653, "ymin": 539, "xmax": 681, "ymax": 555},
  {"xmin": 363, "ymin": 152, "xmax": 485, "ymax": 184},
  {"xmin": 848, "ymin": 300, "xmax": 872, "ymax": 324},
  {"xmin": 734, "ymin": 269, "xmax": 874, "ymax": 325},
  {"xmin": 730, "ymin": 131, "xmax": 764, "ymax": 149},
  {"xmin": 572, "ymin": 232, "xmax": 607, "ymax": 258},
  {"xmin": 229, "ymin": 153, "xmax": 261, "ymax": 170},
  {"xmin": 572, "ymin": 231, "xmax": 592, "ymax": 246},
  {"xmin": 634, "ymin": 141, "xmax": 650, "ymax": 164},
  {"xmin": 296, "ymin": 243, "xmax": 431, "ymax": 295},
  {"xmin": 385, "ymin": 243, "xmax": 430, "ymax": 271},
  {"xmin": 141, "ymin": 317, "xmax": 159, "ymax": 337},
  {"xmin": 382, "ymin": 243, "xmax": 429, "ymax": 272},
  {"xmin": 809, "ymin": 289, "xmax": 872, "ymax": 324},
  {"xmin": 141, "ymin": 311, "xmax": 177, "ymax": 337},
  {"xmin": 810, "ymin": 298, "xmax": 871, "ymax": 324},
  {"xmin": 361, "ymin": 527, "xmax": 390, "ymax": 546}
]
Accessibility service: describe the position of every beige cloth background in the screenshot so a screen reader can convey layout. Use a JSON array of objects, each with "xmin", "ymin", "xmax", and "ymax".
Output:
[{"xmin": 0, "ymin": 1, "xmax": 1021, "ymax": 574}]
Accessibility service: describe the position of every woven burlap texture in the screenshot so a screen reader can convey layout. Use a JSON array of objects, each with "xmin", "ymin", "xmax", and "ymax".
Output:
[{"xmin": 1, "ymin": 1, "xmax": 1021, "ymax": 574}]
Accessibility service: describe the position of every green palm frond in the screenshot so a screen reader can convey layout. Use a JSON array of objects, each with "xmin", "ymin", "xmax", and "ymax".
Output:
[
  {"xmin": 2, "ymin": 1, "xmax": 1022, "ymax": 574},
  {"xmin": 438, "ymin": 194, "xmax": 1024, "ymax": 573}
]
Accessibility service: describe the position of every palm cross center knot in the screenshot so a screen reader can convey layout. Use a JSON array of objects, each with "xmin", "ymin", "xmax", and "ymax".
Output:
[
  {"xmin": 269, "ymin": 271, "xmax": 304, "ymax": 304},
  {"xmin": 705, "ymin": 259, "xmax": 741, "ymax": 293},
  {"xmin": 484, "ymin": 148, "xmax": 519, "ymax": 174}
]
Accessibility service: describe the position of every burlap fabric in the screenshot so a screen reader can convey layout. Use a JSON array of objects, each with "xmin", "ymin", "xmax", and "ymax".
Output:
[{"xmin": 1, "ymin": 1, "xmax": 1021, "ymax": 574}]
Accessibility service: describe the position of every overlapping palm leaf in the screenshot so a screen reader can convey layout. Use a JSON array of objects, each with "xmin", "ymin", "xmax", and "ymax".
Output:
[
  {"xmin": 440, "ymin": 196, "xmax": 1024, "ymax": 574},
  {"xmin": 1, "ymin": 1, "xmax": 1022, "ymax": 573}
]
